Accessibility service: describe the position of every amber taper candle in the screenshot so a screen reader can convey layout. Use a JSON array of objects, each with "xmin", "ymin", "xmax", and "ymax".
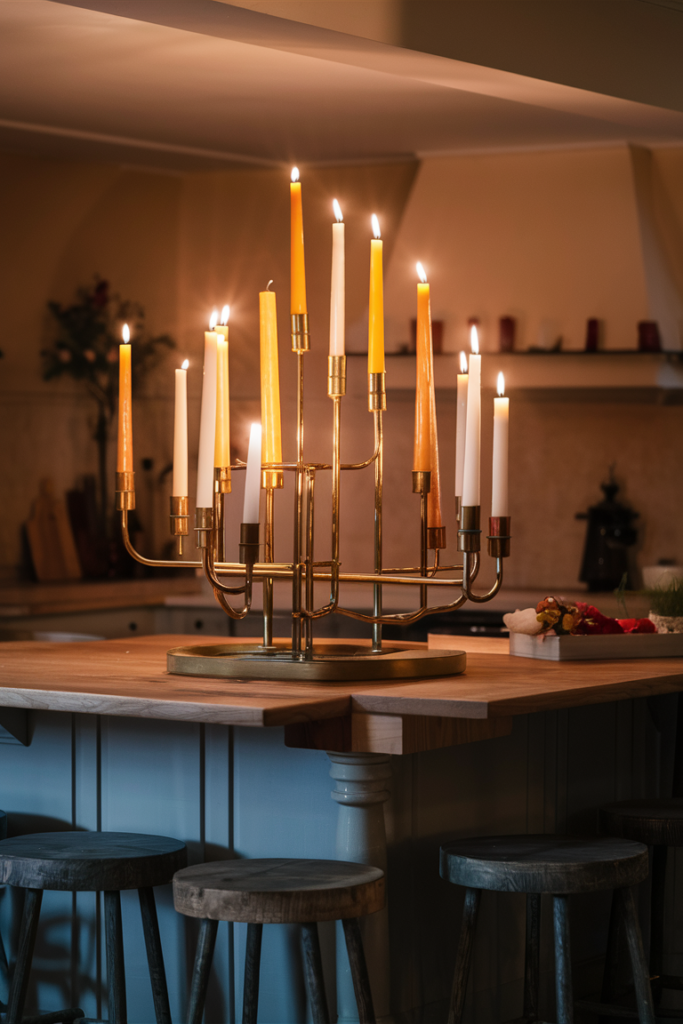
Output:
[
  {"xmin": 260, "ymin": 286, "xmax": 283, "ymax": 487},
  {"xmin": 368, "ymin": 214, "xmax": 384, "ymax": 373},
  {"xmin": 413, "ymin": 264, "xmax": 431, "ymax": 474},
  {"xmin": 214, "ymin": 306, "xmax": 230, "ymax": 469},
  {"xmin": 290, "ymin": 167, "xmax": 307, "ymax": 315},
  {"xmin": 117, "ymin": 323, "xmax": 133, "ymax": 474},
  {"xmin": 330, "ymin": 200, "xmax": 345, "ymax": 356}
]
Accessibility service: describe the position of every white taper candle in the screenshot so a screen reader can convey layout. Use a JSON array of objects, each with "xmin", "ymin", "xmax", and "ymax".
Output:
[
  {"xmin": 243, "ymin": 423, "xmax": 262, "ymax": 524},
  {"xmin": 454, "ymin": 350, "xmax": 468, "ymax": 498}
]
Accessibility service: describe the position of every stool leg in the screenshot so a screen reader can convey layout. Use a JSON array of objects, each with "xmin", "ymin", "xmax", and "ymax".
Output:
[
  {"xmin": 301, "ymin": 922, "xmax": 330, "ymax": 1024},
  {"xmin": 619, "ymin": 886, "xmax": 656, "ymax": 1024},
  {"xmin": 341, "ymin": 918, "xmax": 376, "ymax": 1024},
  {"xmin": 601, "ymin": 887, "xmax": 622, "ymax": 1004},
  {"xmin": 138, "ymin": 887, "xmax": 171, "ymax": 1024},
  {"xmin": 242, "ymin": 923, "xmax": 263, "ymax": 1024},
  {"xmin": 187, "ymin": 918, "xmax": 218, "ymax": 1024},
  {"xmin": 650, "ymin": 844, "xmax": 667, "ymax": 1003},
  {"xmin": 553, "ymin": 895, "xmax": 573, "ymax": 1024},
  {"xmin": 523, "ymin": 893, "xmax": 540, "ymax": 1023},
  {"xmin": 6, "ymin": 887, "xmax": 43, "ymax": 1024},
  {"xmin": 104, "ymin": 890, "xmax": 127, "ymax": 1024},
  {"xmin": 448, "ymin": 887, "xmax": 481, "ymax": 1024}
]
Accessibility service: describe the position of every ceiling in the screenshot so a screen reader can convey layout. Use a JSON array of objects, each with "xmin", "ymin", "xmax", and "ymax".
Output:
[{"xmin": 1, "ymin": 0, "xmax": 683, "ymax": 172}]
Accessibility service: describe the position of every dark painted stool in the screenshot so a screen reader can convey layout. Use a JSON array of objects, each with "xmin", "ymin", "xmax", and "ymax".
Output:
[
  {"xmin": 440, "ymin": 834, "xmax": 654, "ymax": 1024},
  {"xmin": 0, "ymin": 831, "xmax": 187, "ymax": 1024},
  {"xmin": 173, "ymin": 858, "xmax": 384, "ymax": 1024},
  {"xmin": 601, "ymin": 799, "xmax": 683, "ymax": 1008}
]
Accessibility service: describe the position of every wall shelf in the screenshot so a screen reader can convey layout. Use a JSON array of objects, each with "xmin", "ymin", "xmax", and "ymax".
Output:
[{"xmin": 382, "ymin": 352, "xmax": 683, "ymax": 403}]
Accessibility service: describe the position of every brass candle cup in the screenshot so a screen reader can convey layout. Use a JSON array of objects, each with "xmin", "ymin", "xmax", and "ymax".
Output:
[
  {"xmin": 427, "ymin": 527, "xmax": 446, "ymax": 550},
  {"xmin": 458, "ymin": 505, "xmax": 481, "ymax": 552},
  {"xmin": 368, "ymin": 372, "xmax": 386, "ymax": 412},
  {"xmin": 169, "ymin": 495, "xmax": 189, "ymax": 536},
  {"xmin": 194, "ymin": 507, "xmax": 214, "ymax": 549},
  {"xmin": 412, "ymin": 470, "xmax": 431, "ymax": 494},
  {"xmin": 115, "ymin": 471, "xmax": 135, "ymax": 510},
  {"xmin": 488, "ymin": 516, "xmax": 512, "ymax": 558},
  {"xmin": 214, "ymin": 466, "xmax": 231, "ymax": 494},
  {"xmin": 327, "ymin": 355, "xmax": 347, "ymax": 398},
  {"xmin": 290, "ymin": 313, "xmax": 310, "ymax": 352},
  {"xmin": 239, "ymin": 522, "xmax": 260, "ymax": 567}
]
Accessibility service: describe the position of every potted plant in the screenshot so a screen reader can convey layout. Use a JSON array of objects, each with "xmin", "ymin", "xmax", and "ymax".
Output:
[
  {"xmin": 646, "ymin": 579, "xmax": 683, "ymax": 633},
  {"xmin": 42, "ymin": 277, "xmax": 175, "ymax": 542}
]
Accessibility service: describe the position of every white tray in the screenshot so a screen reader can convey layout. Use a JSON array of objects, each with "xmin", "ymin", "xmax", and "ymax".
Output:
[{"xmin": 510, "ymin": 631, "xmax": 683, "ymax": 661}]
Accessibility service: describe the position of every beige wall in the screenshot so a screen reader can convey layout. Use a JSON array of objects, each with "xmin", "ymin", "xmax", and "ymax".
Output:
[{"xmin": 1, "ymin": 147, "xmax": 682, "ymax": 597}]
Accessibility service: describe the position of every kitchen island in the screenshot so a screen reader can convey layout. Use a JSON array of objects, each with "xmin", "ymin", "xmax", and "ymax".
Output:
[{"xmin": 0, "ymin": 635, "xmax": 680, "ymax": 1023}]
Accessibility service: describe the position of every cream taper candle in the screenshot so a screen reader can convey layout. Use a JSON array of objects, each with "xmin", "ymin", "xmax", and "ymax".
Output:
[
  {"xmin": 330, "ymin": 199, "xmax": 345, "ymax": 356},
  {"xmin": 492, "ymin": 372, "xmax": 509, "ymax": 517},
  {"xmin": 462, "ymin": 326, "xmax": 481, "ymax": 507},
  {"xmin": 196, "ymin": 314, "xmax": 218, "ymax": 508},
  {"xmin": 455, "ymin": 350, "xmax": 468, "ymax": 499},
  {"xmin": 172, "ymin": 359, "xmax": 189, "ymax": 496}
]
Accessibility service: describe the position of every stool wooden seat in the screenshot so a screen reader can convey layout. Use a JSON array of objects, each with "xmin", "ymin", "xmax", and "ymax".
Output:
[
  {"xmin": 0, "ymin": 831, "xmax": 187, "ymax": 1024},
  {"xmin": 601, "ymin": 798, "xmax": 683, "ymax": 1008},
  {"xmin": 440, "ymin": 834, "xmax": 654, "ymax": 1024},
  {"xmin": 173, "ymin": 858, "xmax": 384, "ymax": 1024}
]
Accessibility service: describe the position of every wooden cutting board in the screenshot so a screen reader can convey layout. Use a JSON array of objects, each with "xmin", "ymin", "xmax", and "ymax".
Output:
[{"xmin": 26, "ymin": 479, "xmax": 82, "ymax": 582}]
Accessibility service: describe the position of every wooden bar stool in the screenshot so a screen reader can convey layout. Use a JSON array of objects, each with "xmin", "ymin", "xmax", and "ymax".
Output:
[
  {"xmin": 173, "ymin": 858, "xmax": 384, "ymax": 1024},
  {"xmin": 600, "ymin": 799, "xmax": 683, "ymax": 1007},
  {"xmin": 0, "ymin": 831, "xmax": 187, "ymax": 1024},
  {"xmin": 440, "ymin": 834, "xmax": 655, "ymax": 1024}
]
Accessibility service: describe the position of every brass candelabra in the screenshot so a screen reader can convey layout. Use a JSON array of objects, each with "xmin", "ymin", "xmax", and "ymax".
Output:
[{"xmin": 116, "ymin": 317, "xmax": 510, "ymax": 683}]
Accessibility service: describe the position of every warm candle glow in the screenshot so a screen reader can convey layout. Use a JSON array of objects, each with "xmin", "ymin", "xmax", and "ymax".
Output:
[
  {"xmin": 470, "ymin": 324, "xmax": 479, "ymax": 354},
  {"xmin": 122, "ymin": 323, "xmax": 130, "ymax": 343},
  {"xmin": 497, "ymin": 372, "xmax": 505, "ymax": 397},
  {"xmin": 416, "ymin": 262, "xmax": 427, "ymax": 283},
  {"xmin": 117, "ymin": 331, "xmax": 132, "ymax": 473},
  {"xmin": 221, "ymin": 305, "xmax": 230, "ymax": 325},
  {"xmin": 182, "ymin": 359, "xmax": 189, "ymax": 370},
  {"xmin": 291, "ymin": 166, "xmax": 299, "ymax": 183},
  {"xmin": 460, "ymin": 351, "xmax": 468, "ymax": 374},
  {"xmin": 209, "ymin": 309, "xmax": 218, "ymax": 330},
  {"xmin": 372, "ymin": 214, "xmax": 381, "ymax": 239},
  {"xmin": 333, "ymin": 199, "xmax": 343, "ymax": 223},
  {"xmin": 290, "ymin": 167, "xmax": 307, "ymax": 314}
]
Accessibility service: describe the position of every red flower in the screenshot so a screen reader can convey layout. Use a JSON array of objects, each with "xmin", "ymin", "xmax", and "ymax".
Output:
[{"xmin": 618, "ymin": 618, "xmax": 656, "ymax": 634}]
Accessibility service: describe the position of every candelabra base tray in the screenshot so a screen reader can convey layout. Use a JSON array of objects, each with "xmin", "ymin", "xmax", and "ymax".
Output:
[{"xmin": 167, "ymin": 642, "xmax": 466, "ymax": 683}]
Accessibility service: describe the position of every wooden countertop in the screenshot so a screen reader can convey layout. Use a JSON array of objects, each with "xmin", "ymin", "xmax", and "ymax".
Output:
[
  {"xmin": 0, "ymin": 577, "xmax": 201, "ymax": 618},
  {"xmin": 0, "ymin": 635, "xmax": 681, "ymax": 729}
]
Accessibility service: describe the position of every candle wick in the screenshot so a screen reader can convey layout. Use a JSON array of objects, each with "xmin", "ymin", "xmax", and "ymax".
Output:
[{"xmin": 266, "ymin": 280, "xmax": 273, "ymax": 292}]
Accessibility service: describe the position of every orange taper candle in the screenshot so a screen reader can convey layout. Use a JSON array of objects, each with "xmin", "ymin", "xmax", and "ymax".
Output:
[
  {"xmin": 290, "ymin": 167, "xmax": 307, "ymax": 315},
  {"xmin": 117, "ymin": 323, "xmax": 133, "ymax": 473},
  {"xmin": 260, "ymin": 285, "xmax": 283, "ymax": 488},
  {"xmin": 414, "ymin": 263, "xmax": 444, "ymax": 544},
  {"xmin": 368, "ymin": 214, "xmax": 384, "ymax": 374}
]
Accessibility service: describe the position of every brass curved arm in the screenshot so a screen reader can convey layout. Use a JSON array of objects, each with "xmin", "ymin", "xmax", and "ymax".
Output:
[
  {"xmin": 341, "ymin": 411, "xmax": 382, "ymax": 471},
  {"xmin": 461, "ymin": 551, "xmax": 504, "ymax": 602},
  {"xmin": 335, "ymin": 588, "xmax": 469, "ymax": 626},
  {"xmin": 202, "ymin": 550, "xmax": 252, "ymax": 618},
  {"xmin": 121, "ymin": 510, "xmax": 201, "ymax": 568}
]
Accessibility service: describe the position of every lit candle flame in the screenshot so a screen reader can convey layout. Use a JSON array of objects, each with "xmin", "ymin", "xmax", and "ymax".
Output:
[
  {"xmin": 181, "ymin": 359, "xmax": 189, "ymax": 370},
  {"xmin": 209, "ymin": 309, "xmax": 218, "ymax": 330},
  {"xmin": 497, "ymin": 371, "xmax": 505, "ymax": 397},
  {"xmin": 470, "ymin": 324, "xmax": 479, "ymax": 354},
  {"xmin": 333, "ymin": 199, "xmax": 343, "ymax": 223},
  {"xmin": 221, "ymin": 305, "xmax": 230, "ymax": 325},
  {"xmin": 291, "ymin": 167, "xmax": 299, "ymax": 183},
  {"xmin": 416, "ymin": 261, "xmax": 427, "ymax": 283},
  {"xmin": 372, "ymin": 214, "xmax": 381, "ymax": 239},
  {"xmin": 459, "ymin": 351, "xmax": 468, "ymax": 374},
  {"xmin": 122, "ymin": 323, "xmax": 130, "ymax": 343}
]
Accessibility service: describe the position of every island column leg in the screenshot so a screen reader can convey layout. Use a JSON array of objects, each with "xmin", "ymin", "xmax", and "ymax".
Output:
[{"xmin": 329, "ymin": 752, "xmax": 392, "ymax": 1024}]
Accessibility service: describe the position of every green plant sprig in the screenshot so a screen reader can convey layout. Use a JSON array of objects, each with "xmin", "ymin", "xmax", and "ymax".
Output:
[{"xmin": 646, "ymin": 579, "xmax": 683, "ymax": 618}]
